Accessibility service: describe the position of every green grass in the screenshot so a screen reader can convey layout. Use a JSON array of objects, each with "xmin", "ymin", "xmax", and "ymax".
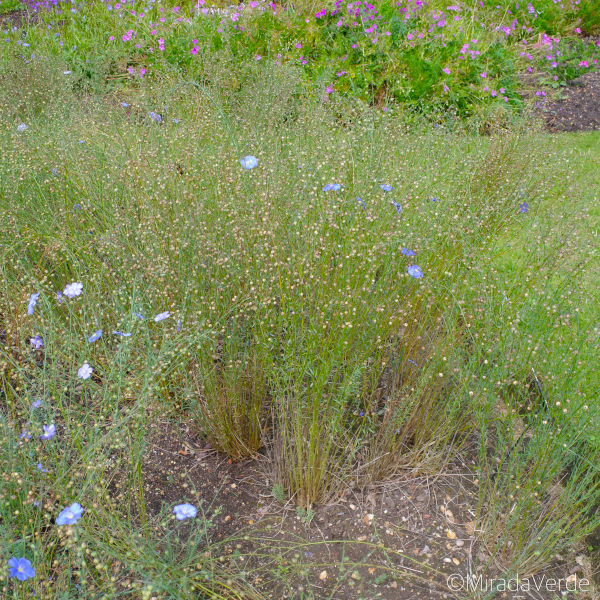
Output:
[
  {"xmin": 0, "ymin": 19, "xmax": 599, "ymax": 600},
  {"xmin": 0, "ymin": 0, "xmax": 21, "ymax": 13}
]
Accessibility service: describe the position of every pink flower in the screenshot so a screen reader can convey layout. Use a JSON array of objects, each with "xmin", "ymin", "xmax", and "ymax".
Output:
[
  {"xmin": 295, "ymin": 42, "xmax": 302, "ymax": 49},
  {"xmin": 256, "ymin": 54, "xmax": 261, "ymax": 60},
  {"xmin": 442, "ymin": 67, "xmax": 451, "ymax": 75},
  {"xmin": 480, "ymin": 72, "xmax": 486, "ymax": 78}
]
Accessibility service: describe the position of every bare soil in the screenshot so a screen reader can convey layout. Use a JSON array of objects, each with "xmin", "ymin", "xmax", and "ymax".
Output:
[
  {"xmin": 118, "ymin": 418, "xmax": 595, "ymax": 600},
  {"xmin": 539, "ymin": 70, "xmax": 600, "ymax": 132}
]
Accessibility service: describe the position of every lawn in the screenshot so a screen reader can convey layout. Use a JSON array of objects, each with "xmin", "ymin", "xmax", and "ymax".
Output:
[{"xmin": 1, "ymin": 1, "xmax": 599, "ymax": 598}]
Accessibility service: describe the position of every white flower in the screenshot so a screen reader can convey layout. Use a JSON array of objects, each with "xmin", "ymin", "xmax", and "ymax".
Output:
[
  {"xmin": 78, "ymin": 363, "xmax": 93, "ymax": 380},
  {"xmin": 63, "ymin": 282, "xmax": 83, "ymax": 298}
]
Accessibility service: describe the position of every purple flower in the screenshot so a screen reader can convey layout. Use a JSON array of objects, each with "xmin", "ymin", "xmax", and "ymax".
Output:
[
  {"xmin": 78, "ymin": 363, "xmax": 93, "ymax": 380},
  {"xmin": 56, "ymin": 291, "xmax": 63, "ymax": 303},
  {"xmin": 173, "ymin": 503, "xmax": 197, "ymax": 520},
  {"xmin": 134, "ymin": 312, "xmax": 144, "ymax": 320},
  {"xmin": 323, "ymin": 183, "xmax": 342, "ymax": 191},
  {"xmin": 112, "ymin": 330, "xmax": 132, "ymax": 337},
  {"xmin": 176, "ymin": 319, "xmax": 182, "ymax": 332},
  {"xmin": 407, "ymin": 265, "xmax": 424, "ymax": 279},
  {"xmin": 401, "ymin": 248, "xmax": 415, "ymax": 257},
  {"xmin": 121, "ymin": 102, "xmax": 130, "ymax": 107},
  {"xmin": 63, "ymin": 282, "xmax": 83, "ymax": 298},
  {"xmin": 392, "ymin": 201, "xmax": 402, "ymax": 214},
  {"xmin": 407, "ymin": 359, "xmax": 418, "ymax": 366},
  {"xmin": 356, "ymin": 197, "xmax": 365, "ymax": 207},
  {"xmin": 8, "ymin": 557, "xmax": 35, "ymax": 581},
  {"xmin": 379, "ymin": 184, "xmax": 393, "ymax": 192},
  {"xmin": 149, "ymin": 111, "xmax": 162, "ymax": 122},
  {"xmin": 31, "ymin": 399, "xmax": 42, "ymax": 409},
  {"xmin": 37, "ymin": 463, "xmax": 48, "ymax": 473},
  {"xmin": 520, "ymin": 202, "xmax": 528, "ymax": 213},
  {"xmin": 17, "ymin": 123, "xmax": 28, "ymax": 133},
  {"xmin": 88, "ymin": 329, "xmax": 103, "ymax": 343},
  {"xmin": 27, "ymin": 293, "xmax": 40, "ymax": 315},
  {"xmin": 56, "ymin": 502, "xmax": 84, "ymax": 525},
  {"xmin": 40, "ymin": 424, "xmax": 56, "ymax": 440},
  {"xmin": 153, "ymin": 311, "xmax": 171, "ymax": 322},
  {"xmin": 30, "ymin": 335, "xmax": 44, "ymax": 349},
  {"xmin": 19, "ymin": 429, "xmax": 32, "ymax": 440}
]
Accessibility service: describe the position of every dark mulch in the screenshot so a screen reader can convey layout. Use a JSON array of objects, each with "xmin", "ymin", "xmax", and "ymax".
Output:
[
  {"xmin": 539, "ymin": 70, "xmax": 600, "ymax": 132},
  {"xmin": 0, "ymin": 9, "xmax": 31, "ymax": 27}
]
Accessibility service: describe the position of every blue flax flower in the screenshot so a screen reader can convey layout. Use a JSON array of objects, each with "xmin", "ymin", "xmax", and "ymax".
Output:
[
  {"xmin": 173, "ymin": 503, "xmax": 197, "ymax": 520},
  {"xmin": 8, "ymin": 557, "xmax": 35, "ymax": 581},
  {"xmin": 56, "ymin": 503, "xmax": 84, "ymax": 526}
]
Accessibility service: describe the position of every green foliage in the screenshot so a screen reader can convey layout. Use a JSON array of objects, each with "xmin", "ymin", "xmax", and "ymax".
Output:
[{"xmin": 5, "ymin": 0, "xmax": 599, "ymax": 117}]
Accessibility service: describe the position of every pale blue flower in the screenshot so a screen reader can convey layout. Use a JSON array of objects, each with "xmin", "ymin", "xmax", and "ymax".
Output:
[
  {"xmin": 323, "ymin": 183, "xmax": 341, "ymax": 191},
  {"xmin": 392, "ymin": 201, "xmax": 402, "ymax": 214},
  {"xmin": 88, "ymin": 329, "xmax": 102, "ymax": 343},
  {"xmin": 31, "ymin": 399, "xmax": 42, "ymax": 409},
  {"xmin": 407, "ymin": 359, "xmax": 418, "ymax": 366},
  {"xmin": 153, "ymin": 311, "xmax": 171, "ymax": 322},
  {"xmin": 121, "ymin": 102, "xmax": 130, "ymax": 107},
  {"xmin": 380, "ymin": 184, "xmax": 392, "ymax": 192},
  {"xmin": 173, "ymin": 503, "xmax": 197, "ymax": 520},
  {"xmin": 401, "ymin": 248, "xmax": 415, "ymax": 257},
  {"xmin": 112, "ymin": 330, "xmax": 132, "ymax": 337},
  {"xmin": 8, "ymin": 557, "xmax": 35, "ymax": 581},
  {"xmin": 520, "ymin": 202, "xmax": 528, "ymax": 213},
  {"xmin": 56, "ymin": 502, "xmax": 84, "ymax": 525},
  {"xmin": 40, "ymin": 424, "xmax": 56, "ymax": 440},
  {"xmin": 149, "ymin": 111, "xmax": 162, "ymax": 122},
  {"xmin": 37, "ymin": 463, "xmax": 48, "ymax": 473},
  {"xmin": 27, "ymin": 292, "xmax": 40, "ymax": 315},
  {"xmin": 240, "ymin": 155, "xmax": 258, "ymax": 170},
  {"xmin": 134, "ymin": 312, "xmax": 144, "ymax": 320},
  {"xmin": 407, "ymin": 265, "xmax": 423, "ymax": 279},
  {"xmin": 77, "ymin": 363, "xmax": 93, "ymax": 380},
  {"xmin": 17, "ymin": 123, "xmax": 28, "ymax": 133},
  {"xmin": 63, "ymin": 282, "xmax": 83, "ymax": 298}
]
